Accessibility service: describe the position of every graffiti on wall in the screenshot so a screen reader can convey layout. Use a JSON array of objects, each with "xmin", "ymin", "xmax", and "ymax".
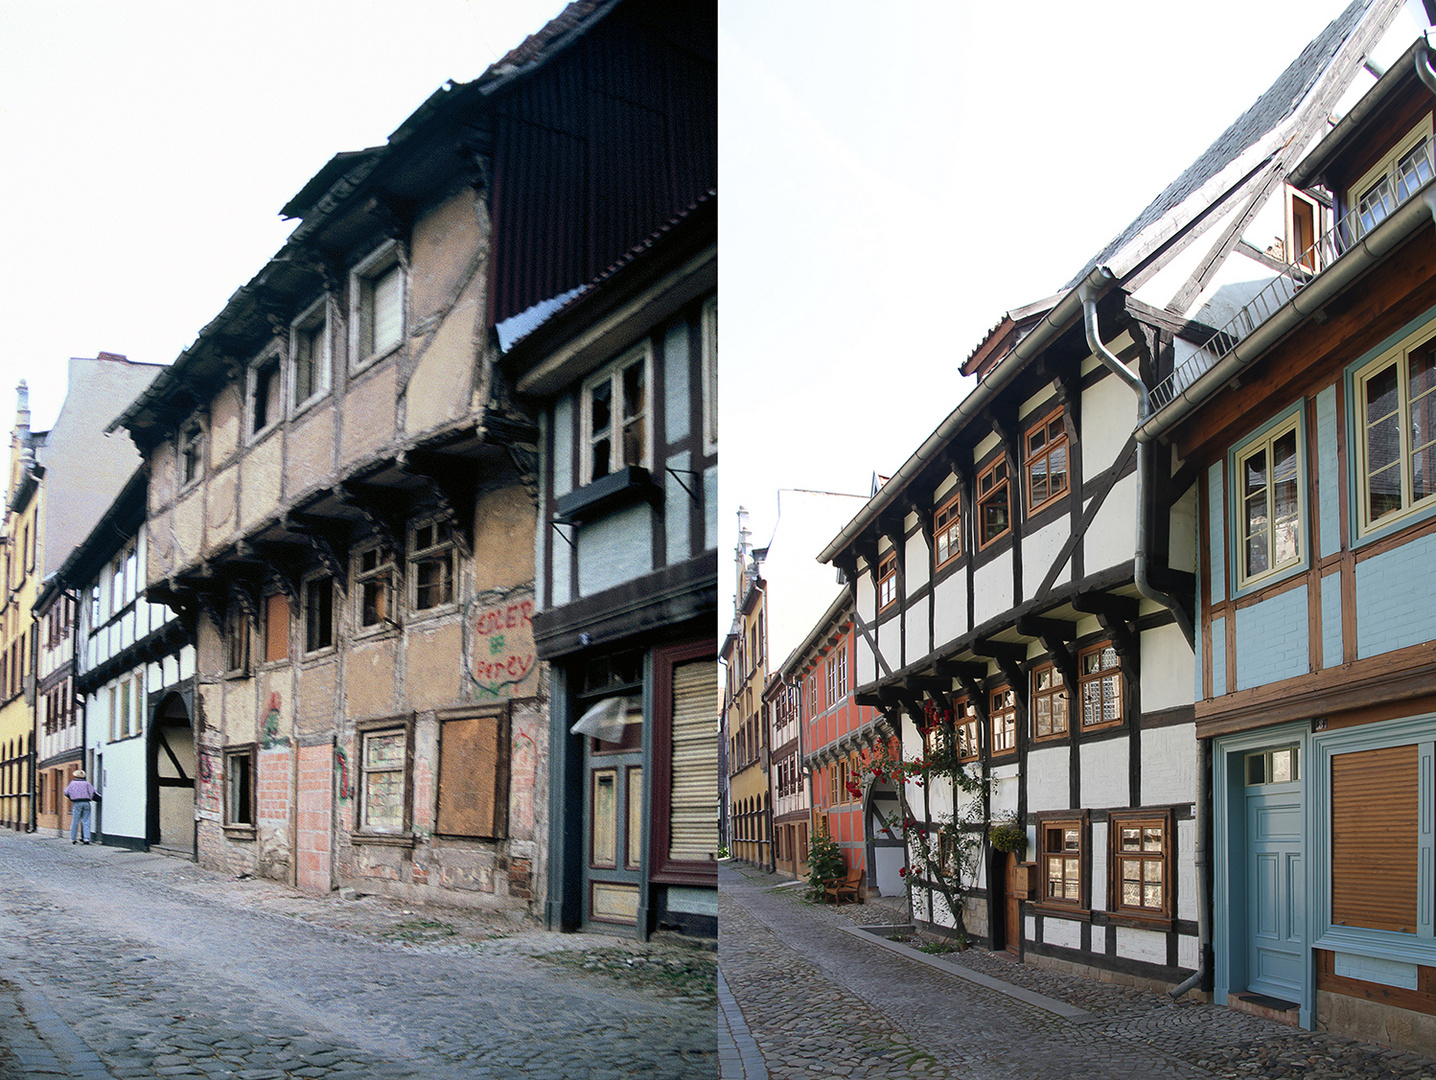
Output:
[
  {"xmin": 334, "ymin": 747, "xmax": 353, "ymax": 803},
  {"xmin": 196, "ymin": 746, "xmax": 222, "ymax": 817},
  {"xmin": 467, "ymin": 587, "xmax": 538, "ymax": 700},
  {"xmin": 261, "ymin": 691, "xmax": 289, "ymax": 749}
]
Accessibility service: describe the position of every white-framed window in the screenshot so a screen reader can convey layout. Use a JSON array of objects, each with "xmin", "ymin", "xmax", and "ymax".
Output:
[
  {"xmin": 179, "ymin": 421, "xmax": 204, "ymax": 488},
  {"xmin": 356, "ymin": 719, "xmax": 410, "ymax": 835},
  {"xmin": 353, "ymin": 542, "xmax": 395, "ymax": 633},
  {"xmin": 580, "ymin": 342, "xmax": 652, "ymax": 486},
  {"xmin": 408, "ymin": 517, "xmax": 456, "ymax": 614},
  {"xmin": 290, "ymin": 295, "xmax": 332, "ymax": 414},
  {"xmin": 1353, "ymin": 323, "xmax": 1436, "ymax": 537},
  {"xmin": 248, "ymin": 343, "xmax": 283, "ymax": 439},
  {"xmin": 303, "ymin": 574, "xmax": 335, "ymax": 656},
  {"xmin": 349, "ymin": 241, "xmax": 404, "ymax": 371},
  {"xmin": 702, "ymin": 295, "xmax": 717, "ymax": 456},
  {"xmin": 1233, "ymin": 411, "xmax": 1304, "ymax": 590},
  {"xmin": 1350, "ymin": 118, "xmax": 1434, "ymax": 236}
]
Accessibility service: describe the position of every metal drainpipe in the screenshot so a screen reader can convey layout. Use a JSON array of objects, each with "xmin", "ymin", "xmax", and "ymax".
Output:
[{"xmin": 1077, "ymin": 284, "xmax": 1208, "ymax": 997}]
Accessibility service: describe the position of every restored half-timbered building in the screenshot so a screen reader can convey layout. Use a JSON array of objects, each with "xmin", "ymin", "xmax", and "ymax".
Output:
[
  {"xmin": 1142, "ymin": 28, "xmax": 1436, "ymax": 1048},
  {"xmin": 817, "ymin": 0, "xmax": 1413, "ymax": 992}
]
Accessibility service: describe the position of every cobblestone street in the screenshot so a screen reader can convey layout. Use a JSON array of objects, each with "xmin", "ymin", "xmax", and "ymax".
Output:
[
  {"xmin": 719, "ymin": 861, "xmax": 1436, "ymax": 1079},
  {"xmin": 0, "ymin": 832, "xmax": 715, "ymax": 1079}
]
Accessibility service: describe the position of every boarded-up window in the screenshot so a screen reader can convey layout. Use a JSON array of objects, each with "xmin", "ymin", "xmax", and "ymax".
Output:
[
  {"xmin": 1332, "ymin": 744, "xmax": 1418, "ymax": 933},
  {"xmin": 436, "ymin": 705, "xmax": 509, "ymax": 839},
  {"xmin": 264, "ymin": 593, "xmax": 289, "ymax": 664}
]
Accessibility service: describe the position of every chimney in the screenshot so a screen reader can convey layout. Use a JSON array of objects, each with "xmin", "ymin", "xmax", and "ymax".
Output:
[{"xmin": 14, "ymin": 381, "xmax": 32, "ymax": 466}]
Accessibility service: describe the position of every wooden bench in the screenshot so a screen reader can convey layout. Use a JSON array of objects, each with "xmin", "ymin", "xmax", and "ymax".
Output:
[{"xmin": 824, "ymin": 866, "xmax": 863, "ymax": 904}]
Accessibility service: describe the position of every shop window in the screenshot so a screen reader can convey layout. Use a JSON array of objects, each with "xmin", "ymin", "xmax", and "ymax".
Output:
[
  {"xmin": 977, "ymin": 456, "xmax": 1011, "ymax": 548},
  {"xmin": 1032, "ymin": 662, "xmax": 1068, "ymax": 740},
  {"xmin": 1079, "ymin": 644, "xmax": 1122, "ymax": 729},
  {"xmin": 1025, "ymin": 409, "xmax": 1069, "ymax": 514}
]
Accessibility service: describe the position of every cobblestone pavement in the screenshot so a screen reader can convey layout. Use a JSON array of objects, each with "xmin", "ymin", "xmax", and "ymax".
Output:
[
  {"xmin": 719, "ymin": 861, "xmax": 1436, "ymax": 1079},
  {"xmin": 0, "ymin": 832, "xmax": 715, "ymax": 1079}
]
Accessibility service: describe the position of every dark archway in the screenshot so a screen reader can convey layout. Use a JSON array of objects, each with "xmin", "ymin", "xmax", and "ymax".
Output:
[{"xmin": 149, "ymin": 692, "xmax": 195, "ymax": 854}]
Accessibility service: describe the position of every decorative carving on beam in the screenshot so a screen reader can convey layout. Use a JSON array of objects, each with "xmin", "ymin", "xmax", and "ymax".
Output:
[{"xmin": 226, "ymin": 579, "xmax": 258, "ymax": 621}]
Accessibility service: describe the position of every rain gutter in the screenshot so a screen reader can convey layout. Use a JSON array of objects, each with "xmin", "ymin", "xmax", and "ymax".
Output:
[{"xmin": 817, "ymin": 265, "xmax": 1119, "ymax": 565}]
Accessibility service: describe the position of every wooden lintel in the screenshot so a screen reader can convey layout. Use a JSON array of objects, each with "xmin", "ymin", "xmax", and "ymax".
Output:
[
  {"xmin": 1015, "ymin": 616, "xmax": 1078, "ymax": 642},
  {"xmin": 935, "ymin": 659, "xmax": 988, "ymax": 683},
  {"xmin": 902, "ymin": 676, "xmax": 952, "ymax": 695},
  {"xmin": 1072, "ymin": 593, "xmax": 1140, "ymax": 624},
  {"xmin": 971, "ymin": 638, "xmax": 1028, "ymax": 666}
]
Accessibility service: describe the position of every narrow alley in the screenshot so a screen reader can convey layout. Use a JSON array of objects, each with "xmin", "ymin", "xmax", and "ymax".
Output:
[
  {"xmin": 0, "ymin": 833, "xmax": 716, "ymax": 1080},
  {"xmin": 719, "ymin": 862, "xmax": 1436, "ymax": 1079}
]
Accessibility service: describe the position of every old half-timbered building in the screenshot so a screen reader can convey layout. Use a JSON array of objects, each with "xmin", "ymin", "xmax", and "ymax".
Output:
[
  {"xmin": 1140, "ymin": 24, "xmax": 1436, "ymax": 1047},
  {"xmin": 817, "ymin": 0, "xmax": 1411, "ymax": 991},
  {"xmin": 487, "ymin": 0, "xmax": 717, "ymax": 939},
  {"xmin": 46, "ymin": 469, "xmax": 194, "ymax": 852},
  {"xmin": 104, "ymin": 10, "xmax": 662, "ymax": 907}
]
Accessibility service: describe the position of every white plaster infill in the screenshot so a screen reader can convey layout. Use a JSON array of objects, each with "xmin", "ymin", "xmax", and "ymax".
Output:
[{"xmin": 840, "ymin": 924, "xmax": 1099, "ymax": 1024}]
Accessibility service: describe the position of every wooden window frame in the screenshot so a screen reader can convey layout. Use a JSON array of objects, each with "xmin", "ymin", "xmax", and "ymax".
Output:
[
  {"xmin": 1108, "ymin": 809, "xmax": 1175, "ymax": 928},
  {"xmin": 1286, "ymin": 186, "xmax": 1322, "ymax": 272},
  {"xmin": 976, "ymin": 456, "xmax": 1011, "ymax": 549},
  {"xmin": 989, "ymin": 686, "xmax": 1016, "ymax": 757},
  {"xmin": 1036, "ymin": 813, "xmax": 1087, "ymax": 914},
  {"xmin": 225, "ymin": 604, "xmax": 251, "ymax": 676},
  {"xmin": 1024, "ymin": 408, "xmax": 1069, "ymax": 516},
  {"xmin": 353, "ymin": 541, "xmax": 396, "ymax": 636},
  {"xmin": 224, "ymin": 744, "xmax": 257, "ymax": 831},
  {"xmin": 1078, "ymin": 643, "xmax": 1123, "ymax": 731},
  {"xmin": 876, "ymin": 552, "xmax": 897, "ymax": 612},
  {"xmin": 408, "ymin": 516, "xmax": 458, "ymax": 616},
  {"xmin": 933, "ymin": 492, "xmax": 961, "ymax": 570},
  {"xmin": 1351, "ymin": 323, "xmax": 1436, "ymax": 539},
  {"xmin": 349, "ymin": 240, "xmax": 405, "ymax": 372},
  {"xmin": 247, "ymin": 343, "xmax": 283, "ymax": 441},
  {"xmin": 302, "ymin": 574, "xmax": 335, "ymax": 657},
  {"xmin": 579, "ymin": 341, "xmax": 653, "ymax": 487},
  {"xmin": 953, "ymin": 699, "xmax": 979, "ymax": 762},
  {"xmin": 1031, "ymin": 661, "xmax": 1068, "ymax": 742},
  {"xmin": 1232, "ymin": 410, "xmax": 1305, "ymax": 592},
  {"xmin": 289, "ymin": 294, "xmax": 333, "ymax": 416},
  {"xmin": 1349, "ymin": 118, "xmax": 1433, "ymax": 236},
  {"xmin": 353, "ymin": 714, "xmax": 414, "ymax": 837},
  {"xmin": 179, "ymin": 420, "xmax": 204, "ymax": 489}
]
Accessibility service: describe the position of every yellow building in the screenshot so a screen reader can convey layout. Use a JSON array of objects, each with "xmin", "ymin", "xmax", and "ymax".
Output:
[
  {"xmin": 723, "ymin": 516, "xmax": 770, "ymax": 869},
  {"xmin": 0, "ymin": 384, "xmax": 40, "ymax": 830}
]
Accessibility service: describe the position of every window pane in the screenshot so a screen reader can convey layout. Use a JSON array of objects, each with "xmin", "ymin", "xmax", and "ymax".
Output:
[
  {"xmin": 1143, "ymin": 827, "xmax": 1162, "ymax": 853},
  {"xmin": 364, "ymin": 769, "xmax": 403, "ymax": 830},
  {"xmin": 372, "ymin": 264, "xmax": 402, "ymax": 355},
  {"xmin": 1121, "ymin": 827, "xmax": 1140, "ymax": 851},
  {"xmin": 365, "ymin": 732, "xmax": 405, "ymax": 769},
  {"xmin": 1409, "ymin": 344, "xmax": 1436, "ymax": 501}
]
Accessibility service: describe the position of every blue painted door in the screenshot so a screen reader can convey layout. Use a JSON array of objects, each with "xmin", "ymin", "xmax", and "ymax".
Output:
[{"xmin": 1245, "ymin": 784, "xmax": 1304, "ymax": 1000}]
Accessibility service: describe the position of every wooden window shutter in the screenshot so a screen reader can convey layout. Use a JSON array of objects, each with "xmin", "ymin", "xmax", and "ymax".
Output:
[
  {"xmin": 264, "ymin": 593, "xmax": 289, "ymax": 663},
  {"xmin": 667, "ymin": 658, "xmax": 718, "ymax": 863},
  {"xmin": 1331, "ymin": 744, "xmax": 1418, "ymax": 934},
  {"xmin": 436, "ymin": 704, "xmax": 509, "ymax": 839}
]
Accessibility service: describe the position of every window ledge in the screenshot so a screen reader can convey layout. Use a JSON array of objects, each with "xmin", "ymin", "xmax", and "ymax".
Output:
[
  {"xmin": 1105, "ymin": 912, "xmax": 1174, "ymax": 933},
  {"xmin": 350, "ymin": 832, "xmax": 416, "ymax": 848},
  {"xmin": 222, "ymin": 825, "xmax": 256, "ymax": 841},
  {"xmin": 554, "ymin": 466, "xmax": 659, "ymax": 525},
  {"xmin": 1032, "ymin": 903, "xmax": 1090, "ymax": 922}
]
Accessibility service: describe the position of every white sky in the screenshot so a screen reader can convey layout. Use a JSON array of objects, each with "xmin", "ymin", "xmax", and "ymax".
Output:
[
  {"xmin": 718, "ymin": 0, "xmax": 1377, "ymax": 589},
  {"xmin": 0, "ymin": 0, "xmax": 568, "ymax": 432}
]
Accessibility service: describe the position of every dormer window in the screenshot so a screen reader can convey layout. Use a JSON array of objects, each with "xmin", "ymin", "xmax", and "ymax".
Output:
[{"xmin": 1351, "ymin": 120, "xmax": 1434, "ymax": 236}]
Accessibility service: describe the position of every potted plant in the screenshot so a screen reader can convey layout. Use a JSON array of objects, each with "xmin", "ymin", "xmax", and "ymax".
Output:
[{"xmin": 990, "ymin": 820, "xmax": 1028, "ymax": 856}]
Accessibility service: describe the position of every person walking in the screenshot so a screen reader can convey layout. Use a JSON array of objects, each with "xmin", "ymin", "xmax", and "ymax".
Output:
[{"xmin": 65, "ymin": 770, "xmax": 98, "ymax": 845}]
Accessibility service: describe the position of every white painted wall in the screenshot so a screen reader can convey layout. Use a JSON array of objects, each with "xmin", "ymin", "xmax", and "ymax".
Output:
[
  {"xmin": 1080, "ymin": 738, "xmax": 1128, "ymax": 808},
  {"xmin": 1023, "ymin": 518, "xmax": 1070, "ymax": 602},
  {"xmin": 1080, "ymin": 372, "xmax": 1136, "ymax": 475},
  {"xmin": 1141, "ymin": 620, "xmax": 1194, "ymax": 713},
  {"xmin": 1140, "ymin": 723, "xmax": 1197, "ymax": 807},
  {"xmin": 973, "ymin": 550, "xmax": 1012, "ymax": 627},
  {"xmin": 1085, "ymin": 474, "xmax": 1138, "ymax": 576},
  {"xmin": 932, "ymin": 574, "xmax": 966, "ymax": 652},
  {"xmin": 1090, "ymin": 818, "xmax": 1108, "ymax": 913},
  {"xmin": 1024, "ymin": 746, "xmax": 1069, "ymax": 812}
]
